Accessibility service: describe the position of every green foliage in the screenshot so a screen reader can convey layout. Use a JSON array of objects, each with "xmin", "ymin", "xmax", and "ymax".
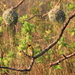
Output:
[
  {"xmin": 1, "ymin": 4, "xmax": 6, "ymax": 11},
  {"xmin": 58, "ymin": 50, "xmax": 64, "ymax": 55},
  {"xmin": 0, "ymin": 50, "xmax": 15, "ymax": 67},
  {"xmin": 53, "ymin": 65, "xmax": 62, "ymax": 70},
  {"xmin": 58, "ymin": 37, "xmax": 64, "ymax": 45},
  {"xmin": 68, "ymin": 3, "xmax": 75, "ymax": 10},
  {"xmin": 19, "ymin": 15, "xmax": 28, "ymax": 23},
  {"xmin": 0, "ymin": 26, "xmax": 4, "ymax": 32},
  {"xmin": 39, "ymin": 2, "xmax": 44, "ymax": 6},
  {"xmin": 0, "ymin": 16, "xmax": 2, "ymax": 24},
  {"xmin": 31, "ymin": 5, "xmax": 39, "ymax": 15},
  {"xmin": 36, "ymin": 56, "xmax": 43, "ymax": 63},
  {"xmin": 18, "ymin": 15, "xmax": 35, "ymax": 54},
  {"xmin": 2, "ymin": 69, "xmax": 7, "ymax": 73},
  {"xmin": 0, "ymin": 26, "xmax": 4, "ymax": 36},
  {"xmin": 19, "ymin": 15, "xmax": 35, "ymax": 35},
  {"xmin": 67, "ymin": 28, "xmax": 75, "ymax": 36},
  {"xmin": 45, "ymin": 49, "xmax": 54, "ymax": 60},
  {"xmin": 0, "ymin": 57, "xmax": 3, "ymax": 64},
  {"xmin": 72, "ymin": 42, "xmax": 75, "ymax": 47},
  {"xmin": 57, "ymin": 37, "xmax": 71, "ymax": 55},
  {"xmin": 21, "ymin": 21, "xmax": 35, "ymax": 34},
  {"xmin": 58, "ymin": 37, "xmax": 70, "ymax": 49},
  {"xmin": 48, "ymin": 49, "xmax": 54, "ymax": 54},
  {"xmin": 3, "ymin": 57, "xmax": 9, "ymax": 66},
  {"xmin": 57, "ymin": 37, "xmax": 65, "ymax": 50},
  {"xmin": 6, "ymin": 50, "xmax": 15, "ymax": 58},
  {"xmin": 34, "ymin": 48, "xmax": 42, "ymax": 55}
]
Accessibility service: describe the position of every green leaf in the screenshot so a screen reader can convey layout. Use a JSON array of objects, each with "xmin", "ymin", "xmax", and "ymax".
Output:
[
  {"xmin": 36, "ymin": 56, "xmax": 43, "ymax": 63},
  {"xmin": 68, "ymin": 3, "xmax": 75, "ymax": 10},
  {"xmin": 62, "ymin": 43, "xmax": 69, "ymax": 47},
  {"xmin": 48, "ymin": 49, "xmax": 54, "ymax": 54},
  {"xmin": 58, "ymin": 37, "xmax": 64, "ymax": 44},
  {"xmin": 2, "ymin": 69, "xmax": 7, "ymax": 73},
  {"xmin": 54, "ymin": 65, "xmax": 62, "ymax": 69},
  {"xmin": 39, "ymin": 2, "xmax": 44, "ymax": 6},
  {"xmin": 72, "ymin": 42, "xmax": 75, "ymax": 47},
  {"xmin": 3, "ymin": 58, "xmax": 9, "ymax": 66},
  {"xmin": 59, "ymin": 50, "xmax": 64, "ymax": 55},
  {"xmin": 0, "ymin": 16, "xmax": 2, "ymax": 24},
  {"xmin": 0, "ymin": 57, "xmax": 3, "ymax": 64},
  {"xmin": 7, "ymin": 50, "xmax": 14, "ymax": 57},
  {"xmin": 19, "ymin": 15, "xmax": 28, "ymax": 23},
  {"xmin": 58, "ymin": 44, "xmax": 62, "ymax": 49}
]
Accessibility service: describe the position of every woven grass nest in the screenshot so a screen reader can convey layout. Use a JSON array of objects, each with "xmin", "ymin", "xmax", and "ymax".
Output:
[
  {"xmin": 2, "ymin": 7, "xmax": 18, "ymax": 26},
  {"xmin": 48, "ymin": 6, "xmax": 65, "ymax": 24}
]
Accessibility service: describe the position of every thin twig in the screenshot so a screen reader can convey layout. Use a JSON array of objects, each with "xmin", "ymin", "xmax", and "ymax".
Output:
[
  {"xmin": 55, "ymin": 0, "xmax": 61, "ymax": 6},
  {"xmin": 13, "ymin": 0, "xmax": 26, "ymax": 9},
  {"xmin": 26, "ymin": 15, "xmax": 42, "ymax": 21},
  {"xmin": 20, "ymin": 50, "xmax": 33, "ymax": 58},
  {"xmin": 22, "ymin": 13, "xmax": 48, "ymax": 21},
  {"xmin": 0, "ymin": 58, "xmax": 34, "ymax": 72},
  {"xmin": 48, "ymin": 52, "xmax": 75, "ymax": 67}
]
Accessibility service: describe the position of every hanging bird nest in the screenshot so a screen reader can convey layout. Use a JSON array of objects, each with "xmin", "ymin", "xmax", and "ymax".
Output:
[
  {"xmin": 48, "ymin": 6, "xmax": 65, "ymax": 24},
  {"xmin": 2, "ymin": 7, "xmax": 18, "ymax": 26}
]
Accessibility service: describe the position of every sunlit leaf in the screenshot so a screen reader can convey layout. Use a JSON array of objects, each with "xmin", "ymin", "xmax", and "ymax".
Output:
[{"xmin": 54, "ymin": 65, "xmax": 62, "ymax": 69}]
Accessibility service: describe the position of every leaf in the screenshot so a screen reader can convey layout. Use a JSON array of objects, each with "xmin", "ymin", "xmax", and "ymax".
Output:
[
  {"xmin": 54, "ymin": 65, "xmax": 62, "ymax": 69},
  {"xmin": 72, "ymin": 42, "xmax": 75, "ymax": 47},
  {"xmin": 59, "ymin": 50, "xmax": 64, "ymax": 55},
  {"xmin": 0, "ymin": 57, "xmax": 3, "ymax": 64},
  {"xmin": 0, "ymin": 16, "xmax": 2, "ymax": 24},
  {"xmin": 39, "ymin": 2, "xmax": 44, "ymax": 6},
  {"xmin": 58, "ymin": 44, "xmax": 62, "ymax": 49},
  {"xmin": 68, "ymin": 3, "xmax": 75, "ymax": 10},
  {"xmin": 36, "ymin": 56, "xmax": 43, "ymax": 63},
  {"xmin": 58, "ymin": 37, "xmax": 64, "ymax": 44},
  {"xmin": 3, "ymin": 58, "xmax": 9, "ymax": 66},
  {"xmin": 19, "ymin": 15, "xmax": 28, "ymax": 23},
  {"xmin": 2, "ymin": 69, "xmax": 7, "ymax": 73},
  {"xmin": 48, "ymin": 49, "xmax": 54, "ymax": 54},
  {"xmin": 62, "ymin": 43, "xmax": 69, "ymax": 47},
  {"xmin": 7, "ymin": 50, "xmax": 14, "ymax": 57}
]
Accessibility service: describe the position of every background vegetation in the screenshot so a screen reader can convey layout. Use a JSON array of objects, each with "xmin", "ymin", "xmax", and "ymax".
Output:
[{"xmin": 0, "ymin": 0, "xmax": 75, "ymax": 75}]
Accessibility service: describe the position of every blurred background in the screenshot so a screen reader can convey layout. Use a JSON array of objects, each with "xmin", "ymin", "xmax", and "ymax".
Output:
[{"xmin": 0, "ymin": 0, "xmax": 75, "ymax": 75}]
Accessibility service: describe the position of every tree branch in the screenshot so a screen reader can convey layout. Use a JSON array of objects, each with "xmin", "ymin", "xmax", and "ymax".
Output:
[
  {"xmin": 13, "ymin": 0, "xmax": 26, "ymax": 9},
  {"xmin": 0, "ymin": 58, "xmax": 35, "ymax": 72},
  {"xmin": 0, "ymin": 11, "xmax": 75, "ymax": 71},
  {"xmin": 33, "ymin": 12, "xmax": 75, "ymax": 59},
  {"xmin": 23, "ymin": 13, "xmax": 48, "ymax": 21},
  {"xmin": 20, "ymin": 50, "xmax": 33, "ymax": 58},
  {"xmin": 48, "ymin": 52, "xmax": 75, "ymax": 67}
]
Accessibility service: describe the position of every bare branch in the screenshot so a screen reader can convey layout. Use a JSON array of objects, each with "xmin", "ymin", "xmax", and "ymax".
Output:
[
  {"xmin": 22, "ymin": 13, "xmax": 48, "ymax": 21},
  {"xmin": 0, "ymin": 58, "xmax": 34, "ymax": 72},
  {"xmin": 13, "ymin": 0, "xmax": 26, "ymax": 9},
  {"xmin": 33, "ymin": 12, "xmax": 75, "ymax": 59},
  {"xmin": 41, "ymin": 12, "xmax": 48, "ymax": 18},
  {"xmin": 55, "ymin": 0, "xmax": 61, "ymax": 6},
  {"xmin": 26, "ymin": 15, "xmax": 42, "ymax": 21},
  {"xmin": 48, "ymin": 52, "xmax": 75, "ymax": 67},
  {"xmin": 20, "ymin": 50, "xmax": 33, "ymax": 58}
]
